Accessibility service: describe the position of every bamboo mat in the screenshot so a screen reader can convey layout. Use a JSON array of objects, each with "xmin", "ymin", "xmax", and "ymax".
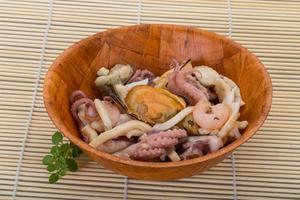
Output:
[{"xmin": 0, "ymin": 0, "xmax": 299, "ymax": 199}]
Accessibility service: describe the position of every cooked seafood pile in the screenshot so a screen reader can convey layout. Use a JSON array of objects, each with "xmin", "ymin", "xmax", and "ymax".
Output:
[{"xmin": 70, "ymin": 59, "xmax": 248, "ymax": 162}]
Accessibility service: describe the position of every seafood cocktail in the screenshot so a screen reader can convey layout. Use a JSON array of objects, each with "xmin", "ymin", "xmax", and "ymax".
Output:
[{"xmin": 70, "ymin": 59, "xmax": 248, "ymax": 162}]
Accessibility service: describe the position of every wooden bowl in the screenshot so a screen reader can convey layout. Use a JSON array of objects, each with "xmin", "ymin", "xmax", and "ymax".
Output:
[{"xmin": 43, "ymin": 24, "xmax": 272, "ymax": 180}]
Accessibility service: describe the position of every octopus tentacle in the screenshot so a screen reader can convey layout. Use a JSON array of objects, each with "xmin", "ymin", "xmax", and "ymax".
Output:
[
  {"xmin": 84, "ymin": 101, "xmax": 99, "ymax": 121},
  {"xmin": 128, "ymin": 69, "xmax": 156, "ymax": 85},
  {"xmin": 97, "ymin": 136, "xmax": 136, "ymax": 153},
  {"xmin": 167, "ymin": 67, "xmax": 209, "ymax": 105},
  {"xmin": 103, "ymin": 96, "xmax": 114, "ymax": 103},
  {"xmin": 180, "ymin": 136, "xmax": 223, "ymax": 160},
  {"xmin": 71, "ymin": 91, "xmax": 121, "ymax": 131},
  {"xmin": 71, "ymin": 98, "xmax": 99, "ymax": 126},
  {"xmin": 115, "ymin": 129, "xmax": 187, "ymax": 161},
  {"xmin": 70, "ymin": 90, "xmax": 87, "ymax": 104},
  {"xmin": 128, "ymin": 69, "xmax": 141, "ymax": 83},
  {"xmin": 180, "ymin": 140, "xmax": 209, "ymax": 160},
  {"xmin": 169, "ymin": 59, "xmax": 180, "ymax": 69}
]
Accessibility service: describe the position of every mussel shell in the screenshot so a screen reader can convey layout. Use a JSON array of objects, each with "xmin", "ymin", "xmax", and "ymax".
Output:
[{"xmin": 178, "ymin": 114, "xmax": 199, "ymax": 136}]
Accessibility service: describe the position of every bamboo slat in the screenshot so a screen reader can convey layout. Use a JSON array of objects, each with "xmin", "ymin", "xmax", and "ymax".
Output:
[
  {"xmin": 231, "ymin": 1, "xmax": 300, "ymax": 199},
  {"xmin": 0, "ymin": 0, "xmax": 49, "ymax": 198}
]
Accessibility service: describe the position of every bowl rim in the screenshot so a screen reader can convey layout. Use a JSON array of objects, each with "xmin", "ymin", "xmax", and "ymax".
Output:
[{"xmin": 43, "ymin": 24, "xmax": 273, "ymax": 169}]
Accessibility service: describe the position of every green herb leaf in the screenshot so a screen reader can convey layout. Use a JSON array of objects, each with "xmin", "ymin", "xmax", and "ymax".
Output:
[
  {"xmin": 66, "ymin": 159, "xmax": 78, "ymax": 172},
  {"xmin": 71, "ymin": 148, "xmax": 79, "ymax": 158},
  {"xmin": 47, "ymin": 164, "xmax": 56, "ymax": 172},
  {"xmin": 42, "ymin": 155, "xmax": 53, "ymax": 165},
  {"xmin": 61, "ymin": 164, "xmax": 68, "ymax": 171},
  {"xmin": 51, "ymin": 146, "xmax": 60, "ymax": 157},
  {"xmin": 70, "ymin": 143, "xmax": 82, "ymax": 157},
  {"xmin": 54, "ymin": 160, "xmax": 61, "ymax": 170},
  {"xmin": 59, "ymin": 156, "xmax": 66, "ymax": 164},
  {"xmin": 49, "ymin": 173, "xmax": 59, "ymax": 184},
  {"xmin": 44, "ymin": 132, "xmax": 81, "ymax": 183},
  {"xmin": 52, "ymin": 131, "xmax": 63, "ymax": 145},
  {"xmin": 60, "ymin": 170, "xmax": 66, "ymax": 177},
  {"xmin": 60, "ymin": 143, "xmax": 69, "ymax": 156}
]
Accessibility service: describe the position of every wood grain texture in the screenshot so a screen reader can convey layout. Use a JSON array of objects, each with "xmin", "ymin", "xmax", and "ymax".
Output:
[{"xmin": 43, "ymin": 24, "xmax": 272, "ymax": 180}]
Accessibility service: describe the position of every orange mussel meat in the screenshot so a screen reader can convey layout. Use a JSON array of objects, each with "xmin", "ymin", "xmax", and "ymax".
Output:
[{"xmin": 125, "ymin": 85, "xmax": 186, "ymax": 125}]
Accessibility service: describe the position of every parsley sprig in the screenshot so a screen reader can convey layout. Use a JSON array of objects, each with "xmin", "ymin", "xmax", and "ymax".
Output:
[{"xmin": 42, "ymin": 131, "xmax": 82, "ymax": 183}]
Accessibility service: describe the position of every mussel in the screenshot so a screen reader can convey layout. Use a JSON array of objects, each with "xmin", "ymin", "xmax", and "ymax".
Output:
[{"xmin": 125, "ymin": 85, "xmax": 186, "ymax": 125}]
